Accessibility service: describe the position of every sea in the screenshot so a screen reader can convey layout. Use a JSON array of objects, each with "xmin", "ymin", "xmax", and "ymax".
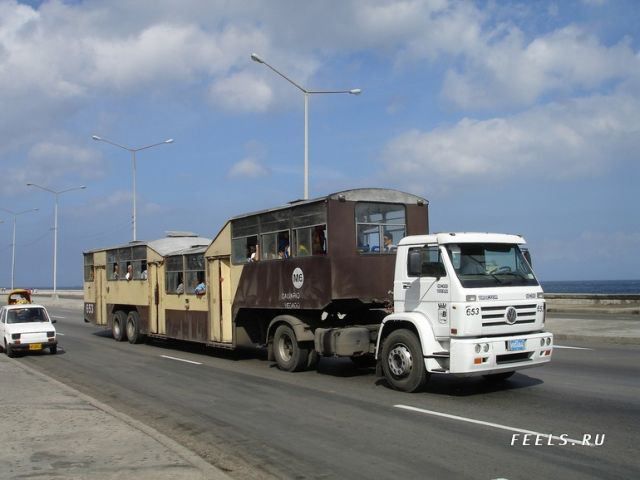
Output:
[
  {"xmin": 11, "ymin": 280, "xmax": 640, "ymax": 295},
  {"xmin": 540, "ymin": 280, "xmax": 640, "ymax": 295}
]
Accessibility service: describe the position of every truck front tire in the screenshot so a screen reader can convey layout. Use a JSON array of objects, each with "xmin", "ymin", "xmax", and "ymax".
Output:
[
  {"xmin": 381, "ymin": 329, "xmax": 428, "ymax": 392},
  {"xmin": 273, "ymin": 324, "xmax": 311, "ymax": 372}
]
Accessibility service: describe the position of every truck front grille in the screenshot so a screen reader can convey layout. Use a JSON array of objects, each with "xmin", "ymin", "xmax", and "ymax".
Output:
[{"xmin": 481, "ymin": 304, "xmax": 537, "ymax": 327}]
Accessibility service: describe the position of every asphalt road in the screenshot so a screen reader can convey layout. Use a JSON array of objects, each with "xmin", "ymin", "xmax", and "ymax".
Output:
[{"xmin": 17, "ymin": 305, "xmax": 640, "ymax": 480}]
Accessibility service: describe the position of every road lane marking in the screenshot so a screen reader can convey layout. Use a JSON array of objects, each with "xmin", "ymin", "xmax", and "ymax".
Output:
[
  {"xmin": 554, "ymin": 345, "xmax": 592, "ymax": 350},
  {"xmin": 56, "ymin": 333, "xmax": 65, "ymax": 336},
  {"xmin": 394, "ymin": 405, "xmax": 589, "ymax": 446},
  {"xmin": 51, "ymin": 315, "xmax": 65, "ymax": 319},
  {"xmin": 160, "ymin": 355, "xmax": 202, "ymax": 365}
]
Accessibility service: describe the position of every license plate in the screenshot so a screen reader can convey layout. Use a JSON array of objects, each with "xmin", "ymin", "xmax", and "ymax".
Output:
[
  {"xmin": 508, "ymin": 339, "xmax": 526, "ymax": 351},
  {"xmin": 29, "ymin": 344, "xmax": 42, "ymax": 351}
]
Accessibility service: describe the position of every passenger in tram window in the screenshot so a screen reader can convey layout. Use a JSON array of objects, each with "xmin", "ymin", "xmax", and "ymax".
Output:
[
  {"xmin": 112, "ymin": 263, "xmax": 120, "ymax": 280},
  {"xmin": 125, "ymin": 263, "xmax": 133, "ymax": 281},
  {"xmin": 176, "ymin": 273, "xmax": 185, "ymax": 294},
  {"xmin": 194, "ymin": 273, "xmax": 206, "ymax": 296}
]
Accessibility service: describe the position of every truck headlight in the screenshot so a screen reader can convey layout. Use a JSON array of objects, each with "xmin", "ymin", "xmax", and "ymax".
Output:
[
  {"xmin": 474, "ymin": 344, "xmax": 481, "ymax": 353},
  {"xmin": 47, "ymin": 331, "xmax": 55, "ymax": 337},
  {"xmin": 483, "ymin": 343, "xmax": 490, "ymax": 353},
  {"xmin": 11, "ymin": 333, "xmax": 21, "ymax": 340}
]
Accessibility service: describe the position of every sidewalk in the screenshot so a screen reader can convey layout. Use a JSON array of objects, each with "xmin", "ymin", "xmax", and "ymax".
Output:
[
  {"xmin": 545, "ymin": 313, "xmax": 640, "ymax": 345},
  {"xmin": 0, "ymin": 357, "xmax": 231, "ymax": 480}
]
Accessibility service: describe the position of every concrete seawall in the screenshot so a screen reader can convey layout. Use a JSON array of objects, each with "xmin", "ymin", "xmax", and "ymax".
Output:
[
  {"xmin": 6, "ymin": 290, "xmax": 638, "ymax": 315},
  {"xmin": 545, "ymin": 293, "xmax": 640, "ymax": 315}
]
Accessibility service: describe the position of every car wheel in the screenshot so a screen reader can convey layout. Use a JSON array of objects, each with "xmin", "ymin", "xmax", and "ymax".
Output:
[
  {"xmin": 5, "ymin": 340, "xmax": 16, "ymax": 358},
  {"xmin": 50, "ymin": 345, "xmax": 57, "ymax": 354}
]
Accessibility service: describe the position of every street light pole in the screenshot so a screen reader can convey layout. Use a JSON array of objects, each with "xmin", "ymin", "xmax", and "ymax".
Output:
[
  {"xmin": 92, "ymin": 135, "xmax": 174, "ymax": 241},
  {"xmin": 250, "ymin": 53, "xmax": 361, "ymax": 200},
  {"xmin": 0, "ymin": 208, "xmax": 39, "ymax": 290},
  {"xmin": 27, "ymin": 184, "xmax": 86, "ymax": 298}
]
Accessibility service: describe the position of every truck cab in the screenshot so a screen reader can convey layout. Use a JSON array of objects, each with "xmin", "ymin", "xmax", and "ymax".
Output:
[{"xmin": 377, "ymin": 232, "xmax": 553, "ymax": 392}]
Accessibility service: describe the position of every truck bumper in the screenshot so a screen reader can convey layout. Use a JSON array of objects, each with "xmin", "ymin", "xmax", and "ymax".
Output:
[{"xmin": 446, "ymin": 332, "xmax": 553, "ymax": 375}]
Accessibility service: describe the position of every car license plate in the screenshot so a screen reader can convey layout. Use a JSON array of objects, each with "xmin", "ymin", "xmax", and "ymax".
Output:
[
  {"xmin": 29, "ymin": 343, "xmax": 42, "ymax": 351},
  {"xmin": 508, "ymin": 339, "xmax": 526, "ymax": 351}
]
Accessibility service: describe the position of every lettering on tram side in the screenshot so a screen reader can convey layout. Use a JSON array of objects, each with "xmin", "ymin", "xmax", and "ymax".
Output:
[{"xmin": 280, "ymin": 291, "xmax": 302, "ymax": 309}]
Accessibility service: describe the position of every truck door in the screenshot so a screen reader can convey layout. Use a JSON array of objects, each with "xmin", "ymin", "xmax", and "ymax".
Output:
[{"xmin": 399, "ymin": 244, "xmax": 451, "ymax": 337}]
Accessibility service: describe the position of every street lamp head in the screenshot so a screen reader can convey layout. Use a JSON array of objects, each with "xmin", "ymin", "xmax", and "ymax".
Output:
[
  {"xmin": 349, "ymin": 89, "xmax": 362, "ymax": 95},
  {"xmin": 250, "ymin": 53, "xmax": 264, "ymax": 64},
  {"xmin": 92, "ymin": 135, "xmax": 102, "ymax": 141}
]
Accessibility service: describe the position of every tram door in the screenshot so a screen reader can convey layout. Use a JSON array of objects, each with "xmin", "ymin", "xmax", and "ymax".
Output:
[{"xmin": 209, "ymin": 257, "xmax": 232, "ymax": 344}]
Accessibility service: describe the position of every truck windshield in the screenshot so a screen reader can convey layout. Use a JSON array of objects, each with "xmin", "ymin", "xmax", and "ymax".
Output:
[{"xmin": 446, "ymin": 243, "xmax": 538, "ymax": 288}]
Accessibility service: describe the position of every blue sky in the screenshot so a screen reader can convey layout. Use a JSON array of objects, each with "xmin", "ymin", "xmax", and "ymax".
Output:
[{"xmin": 0, "ymin": 0, "xmax": 639, "ymax": 287}]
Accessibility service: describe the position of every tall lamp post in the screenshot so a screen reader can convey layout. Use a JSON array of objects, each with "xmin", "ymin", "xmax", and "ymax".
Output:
[
  {"xmin": 27, "ymin": 184, "xmax": 86, "ymax": 299},
  {"xmin": 92, "ymin": 135, "xmax": 174, "ymax": 241},
  {"xmin": 250, "ymin": 53, "xmax": 361, "ymax": 200},
  {"xmin": 0, "ymin": 208, "xmax": 39, "ymax": 290}
]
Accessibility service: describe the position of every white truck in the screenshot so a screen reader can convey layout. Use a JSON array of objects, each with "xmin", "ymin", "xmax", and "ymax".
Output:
[{"xmin": 376, "ymin": 232, "xmax": 552, "ymax": 392}]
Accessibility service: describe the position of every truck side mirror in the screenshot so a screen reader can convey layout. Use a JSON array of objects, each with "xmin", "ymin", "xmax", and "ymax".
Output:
[
  {"xmin": 408, "ymin": 251, "xmax": 422, "ymax": 277},
  {"xmin": 422, "ymin": 262, "xmax": 446, "ymax": 278}
]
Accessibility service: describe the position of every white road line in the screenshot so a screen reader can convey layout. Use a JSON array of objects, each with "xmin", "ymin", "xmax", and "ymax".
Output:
[
  {"xmin": 160, "ymin": 355, "xmax": 202, "ymax": 365},
  {"xmin": 394, "ymin": 405, "xmax": 589, "ymax": 446},
  {"xmin": 56, "ymin": 333, "xmax": 65, "ymax": 336},
  {"xmin": 554, "ymin": 345, "xmax": 593, "ymax": 350},
  {"xmin": 51, "ymin": 315, "xmax": 65, "ymax": 319}
]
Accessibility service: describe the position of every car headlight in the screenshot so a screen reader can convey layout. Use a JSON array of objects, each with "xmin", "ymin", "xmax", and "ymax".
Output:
[
  {"xmin": 11, "ymin": 333, "xmax": 21, "ymax": 340},
  {"xmin": 47, "ymin": 331, "xmax": 55, "ymax": 337}
]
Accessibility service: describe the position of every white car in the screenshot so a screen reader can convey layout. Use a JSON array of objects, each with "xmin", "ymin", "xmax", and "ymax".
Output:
[{"xmin": 0, "ymin": 304, "xmax": 57, "ymax": 357}]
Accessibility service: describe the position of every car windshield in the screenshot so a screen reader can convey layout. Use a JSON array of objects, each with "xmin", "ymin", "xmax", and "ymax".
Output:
[
  {"xmin": 6, "ymin": 308, "xmax": 49, "ymax": 324},
  {"xmin": 446, "ymin": 243, "xmax": 539, "ymax": 288}
]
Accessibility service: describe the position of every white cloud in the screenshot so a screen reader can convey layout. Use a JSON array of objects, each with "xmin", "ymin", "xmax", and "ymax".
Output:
[
  {"xmin": 208, "ymin": 72, "xmax": 273, "ymax": 112},
  {"xmin": 228, "ymin": 157, "xmax": 270, "ymax": 178},
  {"xmin": 441, "ymin": 24, "xmax": 640, "ymax": 109},
  {"xmin": 380, "ymin": 93, "xmax": 640, "ymax": 183}
]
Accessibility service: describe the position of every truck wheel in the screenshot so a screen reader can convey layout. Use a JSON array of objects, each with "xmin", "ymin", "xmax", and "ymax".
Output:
[
  {"xmin": 273, "ymin": 324, "xmax": 310, "ymax": 372},
  {"xmin": 112, "ymin": 311, "xmax": 127, "ymax": 342},
  {"xmin": 381, "ymin": 329, "xmax": 428, "ymax": 392},
  {"xmin": 126, "ymin": 311, "xmax": 142, "ymax": 344},
  {"xmin": 483, "ymin": 371, "xmax": 515, "ymax": 382}
]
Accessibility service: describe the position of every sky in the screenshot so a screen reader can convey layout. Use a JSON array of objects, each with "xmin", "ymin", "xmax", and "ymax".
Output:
[{"xmin": 0, "ymin": 0, "xmax": 639, "ymax": 287}]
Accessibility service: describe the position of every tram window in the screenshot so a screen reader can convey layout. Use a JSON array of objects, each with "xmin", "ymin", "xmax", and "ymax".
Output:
[
  {"xmin": 185, "ymin": 254, "xmax": 205, "ymax": 293},
  {"xmin": 84, "ymin": 254, "xmax": 94, "ymax": 282},
  {"xmin": 262, "ymin": 230, "xmax": 290, "ymax": 260},
  {"xmin": 232, "ymin": 235, "xmax": 258, "ymax": 264},
  {"xmin": 294, "ymin": 225, "xmax": 326, "ymax": 256},
  {"xmin": 165, "ymin": 256, "xmax": 183, "ymax": 294},
  {"xmin": 355, "ymin": 203, "xmax": 406, "ymax": 254}
]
